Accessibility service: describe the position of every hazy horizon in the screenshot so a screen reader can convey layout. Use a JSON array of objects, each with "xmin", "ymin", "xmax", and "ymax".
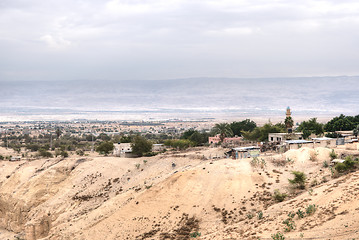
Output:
[{"xmin": 1, "ymin": 76, "xmax": 358, "ymax": 122}]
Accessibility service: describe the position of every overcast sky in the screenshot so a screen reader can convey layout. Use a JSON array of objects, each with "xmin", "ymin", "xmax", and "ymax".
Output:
[{"xmin": 1, "ymin": 0, "xmax": 359, "ymax": 81}]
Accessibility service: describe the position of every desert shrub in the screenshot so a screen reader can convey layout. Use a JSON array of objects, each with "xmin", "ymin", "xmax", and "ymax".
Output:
[
  {"xmin": 322, "ymin": 161, "xmax": 329, "ymax": 168},
  {"xmin": 310, "ymin": 178, "xmax": 318, "ymax": 187},
  {"xmin": 135, "ymin": 163, "xmax": 140, "ymax": 169},
  {"xmin": 287, "ymin": 212, "xmax": 295, "ymax": 219},
  {"xmin": 306, "ymin": 204, "xmax": 317, "ymax": 215},
  {"xmin": 344, "ymin": 156, "xmax": 356, "ymax": 169},
  {"xmin": 76, "ymin": 149, "xmax": 84, "ymax": 156},
  {"xmin": 257, "ymin": 211, "xmax": 264, "ymax": 220},
  {"xmin": 61, "ymin": 151, "xmax": 69, "ymax": 158},
  {"xmin": 296, "ymin": 209, "xmax": 305, "ymax": 219},
  {"xmin": 329, "ymin": 149, "xmax": 337, "ymax": 160},
  {"xmin": 38, "ymin": 149, "xmax": 53, "ymax": 158},
  {"xmin": 250, "ymin": 157, "xmax": 259, "ymax": 167},
  {"xmin": 283, "ymin": 218, "xmax": 296, "ymax": 232},
  {"xmin": 247, "ymin": 213, "xmax": 254, "ymax": 219},
  {"xmin": 271, "ymin": 232, "xmax": 285, "ymax": 240},
  {"xmin": 273, "ymin": 189, "xmax": 287, "ymax": 202},
  {"xmin": 335, "ymin": 156, "xmax": 357, "ymax": 173},
  {"xmin": 260, "ymin": 158, "xmax": 267, "ymax": 169},
  {"xmin": 288, "ymin": 171, "xmax": 306, "ymax": 189},
  {"xmin": 190, "ymin": 231, "xmax": 201, "ymax": 238},
  {"xmin": 272, "ymin": 158, "xmax": 289, "ymax": 167},
  {"xmin": 308, "ymin": 188, "xmax": 314, "ymax": 195},
  {"xmin": 335, "ymin": 162, "xmax": 347, "ymax": 173},
  {"xmin": 143, "ymin": 151, "xmax": 158, "ymax": 157},
  {"xmin": 0, "ymin": 155, "xmax": 4, "ymax": 160},
  {"xmin": 309, "ymin": 151, "xmax": 318, "ymax": 161}
]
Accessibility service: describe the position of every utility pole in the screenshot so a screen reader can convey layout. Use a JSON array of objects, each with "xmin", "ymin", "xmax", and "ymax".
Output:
[
  {"xmin": 91, "ymin": 131, "xmax": 94, "ymax": 152},
  {"xmin": 50, "ymin": 133, "xmax": 53, "ymax": 150},
  {"xmin": 6, "ymin": 129, "xmax": 8, "ymax": 149}
]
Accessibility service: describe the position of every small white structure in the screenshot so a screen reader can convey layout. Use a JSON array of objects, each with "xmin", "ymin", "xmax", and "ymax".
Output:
[
  {"xmin": 285, "ymin": 140, "xmax": 313, "ymax": 150},
  {"xmin": 152, "ymin": 144, "xmax": 165, "ymax": 152},
  {"xmin": 113, "ymin": 143, "xmax": 133, "ymax": 158},
  {"xmin": 331, "ymin": 159, "xmax": 345, "ymax": 164},
  {"xmin": 312, "ymin": 137, "xmax": 336, "ymax": 148},
  {"xmin": 10, "ymin": 156, "xmax": 21, "ymax": 161}
]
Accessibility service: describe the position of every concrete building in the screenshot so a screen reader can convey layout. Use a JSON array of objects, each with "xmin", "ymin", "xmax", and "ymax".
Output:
[
  {"xmin": 268, "ymin": 133, "xmax": 303, "ymax": 143},
  {"xmin": 113, "ymin": 143, "xmax": 134, "ymax": 158},
  {"xmin": 312, "ymin": 137, "xmax": 336, "ymax": 148}
]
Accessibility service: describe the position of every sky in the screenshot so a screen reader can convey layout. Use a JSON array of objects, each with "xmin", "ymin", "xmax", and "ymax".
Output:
[{"xmin": 1, "ymin": 0, "xmax": 359, "ymax": 81}]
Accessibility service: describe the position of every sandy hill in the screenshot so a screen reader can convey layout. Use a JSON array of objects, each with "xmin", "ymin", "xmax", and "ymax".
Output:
[{"xmin": 0, "ymin": 146, "xmax": 358, "ymax": 240}]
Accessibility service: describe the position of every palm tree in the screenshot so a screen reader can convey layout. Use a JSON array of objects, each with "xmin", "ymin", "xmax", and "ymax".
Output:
[
  {"xmin": 353, "ymin": 124, "xmax": 359, "ymax": 138},
  {"xmin": 284, "ymin": 117, "xmax": 294, "ymax": 132},
  {"xmin": 212, "ymin": 123, "xmax": 233, "ymax": 142}
]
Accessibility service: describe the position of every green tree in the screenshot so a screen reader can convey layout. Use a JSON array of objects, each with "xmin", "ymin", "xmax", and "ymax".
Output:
[
  {"xmin": 296, "ymin": 118, "xmax": 324, "ymax": 138},
  {"xmin": 96, "ymin": 141, "xmax": 114, "ymax": 156},
  {"xmin": 120, "ymin": 135, "xmax": 133, "ymax": 143},
  {"xmin": 181, "ymin": 129, "xmax": 209, "ymax": 146},
  {"xmin": 56, "ymin": 128, "xmax": 62, "ymax": 139},
  {"xmin": 164, "ymin": 139, "xmax": 194, "ymax": 150},
  {"xmin": 98, "ymin": 133, "xmax": 111, "ymax": 141},
  {"xmin": 324, "ymin": 114, "xmax": 359, "ymax": 132},
  {"xmin": 230, "ymin": 119, "xmax": 257, "ymax": 136},
  {"xmin": 242, "ymin": 123, "xmax": 285, "ymax": 142},
  {"xmin": 131, "ymin": 136, "xmax": 152, "ymax": 157},
  {"xmin": 212, "ymin": 123, "xmax": 233, "ymax": 142},
  {"xmin": 181, "ymin": 129, "xmax": 196, "ymax": 139}
]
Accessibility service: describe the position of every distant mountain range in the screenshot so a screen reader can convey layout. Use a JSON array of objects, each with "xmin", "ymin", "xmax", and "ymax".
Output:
[{"xmin": 1, "ymin": 76, "xmax": 358, "ymax": 121}]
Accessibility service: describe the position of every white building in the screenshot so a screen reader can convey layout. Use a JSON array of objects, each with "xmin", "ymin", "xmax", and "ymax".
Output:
[
  {"xmin": 113, "ymin": 143, "xmax": 134, "ymax": 158},
  {"xmin": 268, "ymin": 133, "xmax": 303, "ymax": 143}
]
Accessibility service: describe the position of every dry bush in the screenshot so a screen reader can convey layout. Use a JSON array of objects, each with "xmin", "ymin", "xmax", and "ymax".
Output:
[
  {"xmin": 309, "ymin": 150, "xmax": 318, "ymax": 161},
  {"xmin": 271, "ymin": 157, "xmax": 289, "ymax": 167}
]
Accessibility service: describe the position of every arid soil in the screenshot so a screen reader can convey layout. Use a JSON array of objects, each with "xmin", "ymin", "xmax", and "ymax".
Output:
[{"xmin": 0, "ymin": 144, "xmax": 358, "ymax": 240}]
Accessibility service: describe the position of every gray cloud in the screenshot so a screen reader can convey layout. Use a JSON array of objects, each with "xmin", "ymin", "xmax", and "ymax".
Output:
[{"xmin": 1, "ymin": 0, "xmax": 359, "ymax": 81}]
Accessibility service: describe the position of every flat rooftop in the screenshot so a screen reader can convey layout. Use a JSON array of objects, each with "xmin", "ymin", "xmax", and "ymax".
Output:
[{"xmin": 285, "ymin": 140, "xmax": 313, "ymax": 144}]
